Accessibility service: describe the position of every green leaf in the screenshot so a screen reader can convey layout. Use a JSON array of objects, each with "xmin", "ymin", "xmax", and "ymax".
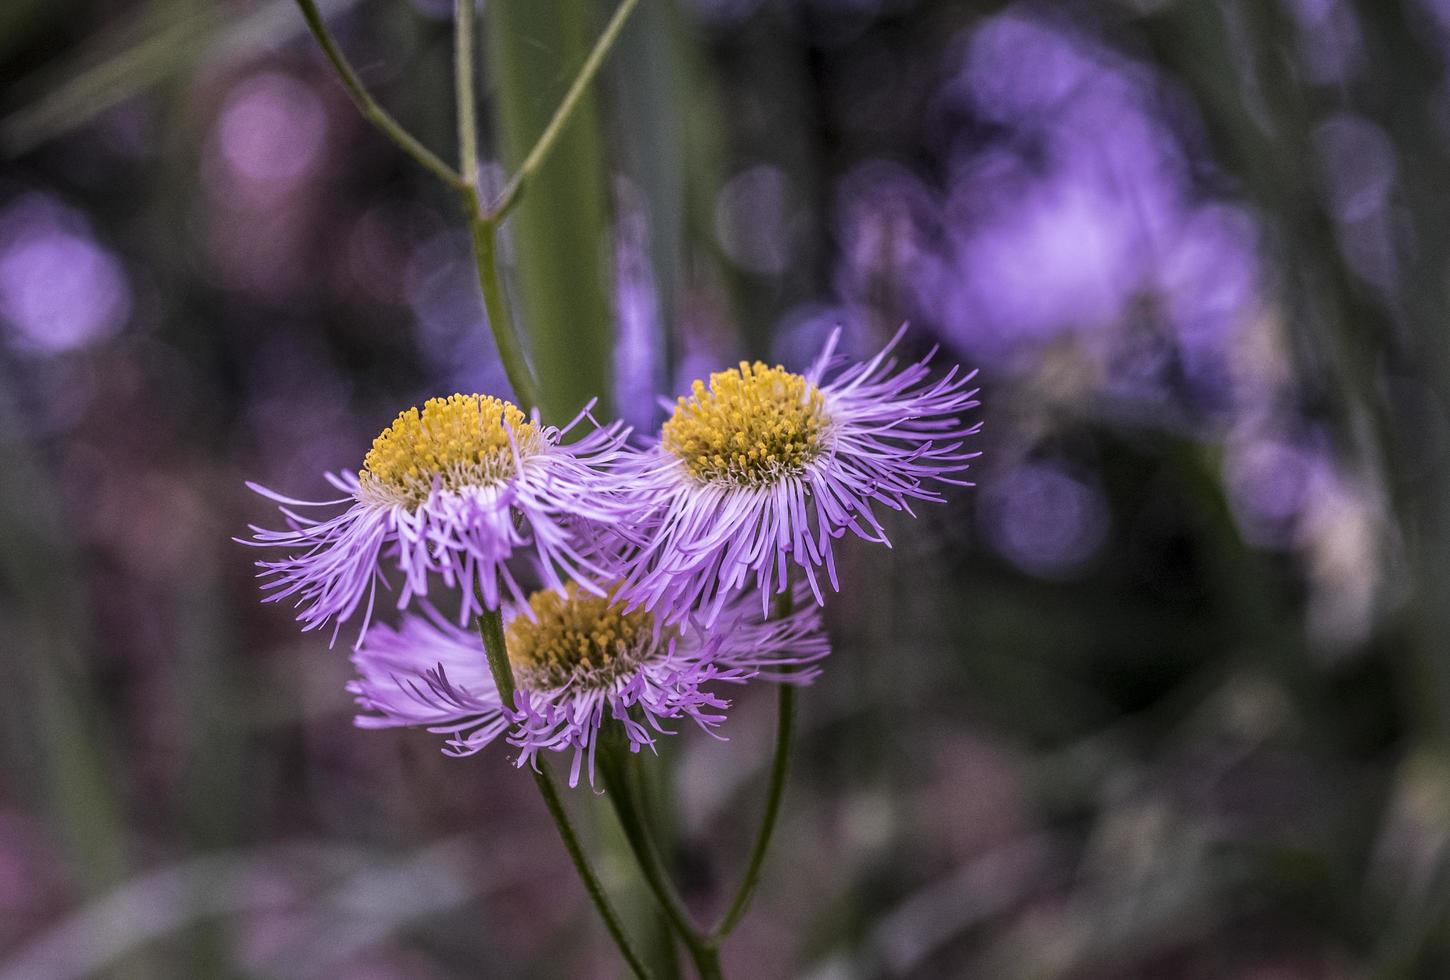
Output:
[{"xmin": 485, "ymin": 0, "xmax": 615, "ymax": 424}]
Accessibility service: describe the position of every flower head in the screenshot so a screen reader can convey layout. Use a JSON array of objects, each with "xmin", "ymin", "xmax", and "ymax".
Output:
[
  {"xmin": 243, "ymin": 394, "xmax": 631, "ymax": 645},
  {"xmin": 661, "ymin": 363, "xmax": 829, "ymax": 487},
  {"xmin": 348, "ymin": 583, "xmax": 827, "ymax": 786},
  {"xmin": 359, "ymin": 394, "xmax": 541, "ymax": 506},
  {"xmin": 619, "ymin": 326, "xmax": 980, "ymax": 624}
]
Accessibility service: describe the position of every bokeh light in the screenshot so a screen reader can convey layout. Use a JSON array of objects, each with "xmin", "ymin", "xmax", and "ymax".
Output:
[
  {"xmin": 208, "ymin": 71, "xmax": 328, "ymax": 203},
  {"xmin": 981, "ymin": 461, "xmax": 1110, "ymax": 578},
  {"xmin": 0, "ymin": 195, "xmax": 131, "ymax": 354}
]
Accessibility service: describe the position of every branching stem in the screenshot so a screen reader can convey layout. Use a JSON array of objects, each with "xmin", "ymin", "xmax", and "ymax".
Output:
[{"xmin": 293, "ymin": 0, "xmax": 463, "ymax": 188}]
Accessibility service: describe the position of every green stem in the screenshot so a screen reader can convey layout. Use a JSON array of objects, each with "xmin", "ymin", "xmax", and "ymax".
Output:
[
  {"xmin": 293, "ymin": 0, "xmax": 463, "ymax": 188},
  {"xmin": 475, "ymin": 612, "xmax": 653, "ymax": 980},
  {"xmin": 710, "ymin": 686, "xmax": 795, "ymax": 939},
  {"xmin": 711, "ymin": 589, "xmax": 798, "ymax": 940},
  {"xmin": 454, "ymin": 0, "xmax": 478, "ymax": 185},
  {"xmin": 598, "ymin": 741, "xmax": 723, "ymax": 979},
  {"xmin": 532, "ymin": 766, "xmax": 655, "ymax": 980},
  {"xmin": 482, "ymin": 0, "xmax": 641, "ymax": 222},
  {"xmin": 451, "ymin": 0, "xmax": 542, "ymax": 413},
  {"xmin": 475, "ymin": 607, "xmax": 516, "ymax": 706},
  {"xmin": 465, "ymin": 214, "xmax": 544, "ymax": 413}
]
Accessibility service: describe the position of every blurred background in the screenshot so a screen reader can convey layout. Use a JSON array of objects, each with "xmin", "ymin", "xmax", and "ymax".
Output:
[{"xmin": 2, "ymin": 0, "xmax": 1448, "ymax": 976}]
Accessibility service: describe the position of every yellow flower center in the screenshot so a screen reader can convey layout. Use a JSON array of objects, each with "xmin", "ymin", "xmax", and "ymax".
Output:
[
  {"xmin": 662, "ymin": 362, "xmax": 830, "ymax": 486},
  {"xmin": 359, "ymin": 394, "xmax": 541, "ymax": 506},
  {"xmin": 507, "ymin": 583, "xmax": 657, "ymax": 690}
]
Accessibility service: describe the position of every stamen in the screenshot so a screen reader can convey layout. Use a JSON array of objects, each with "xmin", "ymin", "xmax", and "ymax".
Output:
[
  {"xmin": 507, "ymin": 583, "xmax": 657, "ymax": 690},
  {"xmin": 359, "ymin": 394, "xmax": 541, "ymax": 506},
  {"xmin": 662, "ymin": 362, "xmax": 829, "ymax": 487}
]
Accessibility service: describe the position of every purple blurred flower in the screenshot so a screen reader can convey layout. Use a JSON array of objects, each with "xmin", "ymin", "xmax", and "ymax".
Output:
[
  {"xmin": 243, "ymin": 394, "xmax": 632, "ymax": 645},
  {"xmin": 617, "ymin": 326, "xmax": 980, "ymax": 624},
  {"xmin": 800, "ymin": 4, "xmax": 1274, "ymax": 436},
  {"xmin": 941, "ymin": 166, "xmax": 1147, "ymax": 359},
  {"xmin": 0, "ymin": 195, "xmax": 131, "ymax": 354},
  {"xmin": 349, "ymin": 583, "xmax": 828, "ymax": 786}
]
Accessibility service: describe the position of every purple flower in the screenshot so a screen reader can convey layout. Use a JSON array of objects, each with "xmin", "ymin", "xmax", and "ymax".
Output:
[
  {"xmin": 243, "ymin": 394, "xmax": 631, "ymax": 645},
  {"xmin": 616, "ymin": 326, "xmax": 981, "ymax": 624},
  {"xmin": 348, "ymin": 582, "xmax": 828, "ymax": 786}
]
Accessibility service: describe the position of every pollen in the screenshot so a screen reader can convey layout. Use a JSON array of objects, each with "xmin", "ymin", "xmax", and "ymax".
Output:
[
  {"xmin": 359, "ymin": 394, "xmax": 541, "ymax": 506},
  {"xmin": 662, "ymin": 363, "xmax": 830, "ymax": 486},
  {"xmin": 507, "ymin": 583, "xmax": 656, "ymax": 690}
]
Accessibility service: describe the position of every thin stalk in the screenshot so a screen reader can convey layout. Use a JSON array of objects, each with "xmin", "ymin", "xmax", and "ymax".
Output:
[
  {"xmin": 475, "ymin": 611, "xmax": 653, "ymax": 980},
  {"xmin": 711, "ymin": 589, "xmax": 798, "ymax": 940},
  {"xmin": 710, "ymin": 686, "xmax": 794, "ymax": 938},
  {"xmin": 451, "ymin": 0, "xmax": 545, "ymax": 412},
  {"xmin": 293, "ymin": 0, "xmax": 463, "ymax": 188},
  {"xmin": 598, "ymin": 743, "xmax": 722, "ymax": 979},
  {"xmin": 465, "ymin": 214, "xmax": 544, "ymax": 413},
  {"xmin": 531, "ymin": 766, "xmax": 654, "ymax": 980},
  {"xmin": 454, "ymin": 0, "xmax": 478, "ymax": 184},
  {"xmin": 475, "ymin": 607, "xmax": 515, "ymax": 706},
  {"xmin": 483, "ymin": 0, "xmax": 641, "ymax": 221}
]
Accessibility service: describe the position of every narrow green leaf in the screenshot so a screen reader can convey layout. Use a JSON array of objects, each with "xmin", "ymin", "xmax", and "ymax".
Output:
[{"xmin": 484, "ymin": 0, "xmax": 616, "ymax": 424}]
